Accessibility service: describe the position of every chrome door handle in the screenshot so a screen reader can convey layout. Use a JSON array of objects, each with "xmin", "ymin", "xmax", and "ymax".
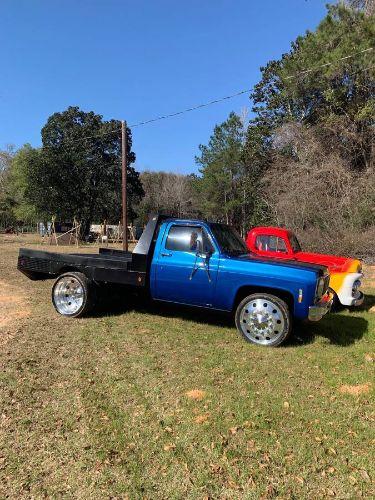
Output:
[{"xmin": 161, "ymin": 252, "xmax": 172, "ymax": 257}]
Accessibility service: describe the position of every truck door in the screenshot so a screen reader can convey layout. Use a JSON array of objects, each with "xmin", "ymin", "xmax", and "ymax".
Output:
[{"xmin": 154, "ymin": 223, "xmax": 219, "ymax": 307}]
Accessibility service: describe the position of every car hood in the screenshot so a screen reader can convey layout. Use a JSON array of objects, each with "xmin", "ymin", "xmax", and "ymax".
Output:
[
  {"xmin": 295, "ymin": 252, "xmax": 361, "ymax": 273},
  {"xmin": 227, "ymin": 252, "xmax": 328, "ymax": 275}
]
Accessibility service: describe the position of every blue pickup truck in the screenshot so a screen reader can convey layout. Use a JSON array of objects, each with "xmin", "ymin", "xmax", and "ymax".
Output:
[{"xmin": 18, "ymin": 214, "xmax": 332, "ymax": 347}]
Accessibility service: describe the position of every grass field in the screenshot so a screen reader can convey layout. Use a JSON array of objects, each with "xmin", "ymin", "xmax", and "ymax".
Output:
[{"xmin": 0, "ymin": 234, "xmax": 374, "ymax": 499}]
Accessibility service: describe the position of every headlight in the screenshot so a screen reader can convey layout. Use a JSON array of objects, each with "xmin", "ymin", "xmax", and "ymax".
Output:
[{"xmin": 352, "ymin": 279, "xmax": 361, "ymax": 294}]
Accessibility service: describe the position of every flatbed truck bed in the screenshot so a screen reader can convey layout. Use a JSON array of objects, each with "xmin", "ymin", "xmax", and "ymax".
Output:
[
  {"xmin": 17, "ymin": 247, "xmax": 146, "ymax": 286},
  {"xmin": 18, "ymin": 214, "xmax": 164, "ymax": 286}
]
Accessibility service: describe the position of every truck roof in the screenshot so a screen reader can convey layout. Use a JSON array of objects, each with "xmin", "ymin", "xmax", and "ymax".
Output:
[{"xmin": 248, "ymin": 226, "xmax": 293, "ymax": 237}]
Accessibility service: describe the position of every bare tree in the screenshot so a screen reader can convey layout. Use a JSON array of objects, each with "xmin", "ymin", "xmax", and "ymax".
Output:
[
  {"xmin": 342, "ymin": 0, "xmax": 375, "ymax": 15},
  {"xmin": 264, "ymin": 124, "xmax": 375, "ymax": 255},
  {"xmin": 137, "ymin": 171, "xmax": 198, "ymax": 223}
]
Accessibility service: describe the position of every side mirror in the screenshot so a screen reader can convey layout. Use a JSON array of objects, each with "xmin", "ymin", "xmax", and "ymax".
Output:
[
  {"xmin": 195, "ymin": 239, "xmax": 203, "ymax": 255},
  {"xmin": 197, "ymin": 245, "xmax": 213, "ymax": 261}
]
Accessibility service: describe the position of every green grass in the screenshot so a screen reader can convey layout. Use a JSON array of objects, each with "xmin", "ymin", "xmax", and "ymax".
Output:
[{"xmin": 0, "ymin": 237, "xmax": 374, "ymax": 498}]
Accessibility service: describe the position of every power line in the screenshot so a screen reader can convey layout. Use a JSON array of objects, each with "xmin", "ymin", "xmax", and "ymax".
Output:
[
  {"xmin": 129, "ymin": 89, "xmax": 251, "ymax": 128},
  {"xmin": 283, "ymin": 46, "xmax": 373, "ymax": 80},
  {"xmin": 129, "ymin": 47, "xmax": 373, "ymax": 128},
  {"xmin": 42, "ymin": 46, "xmax": 374, "ymax": 148}
]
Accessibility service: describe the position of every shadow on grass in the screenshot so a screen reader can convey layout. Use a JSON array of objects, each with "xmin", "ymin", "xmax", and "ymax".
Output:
[
  {"xmin": 357, "ymin": 293, "xmax": 375, "ymax": 312},
  {"xmin": 92, "ymin": 286, "xmax": 233, "ymax": 328},
  {"xmin": 91, "ymin": 286, "xmax": 368, "ymax": 347},
  {"xmin": 290, "ymin": 313, "xmax": 368, "ymax": 347}
]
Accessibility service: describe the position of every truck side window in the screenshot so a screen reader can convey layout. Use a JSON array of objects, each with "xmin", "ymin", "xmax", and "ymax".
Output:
[
  {"xmin": 256, "ymin": 235, "xmax": 287, "ymax": 253},
  {"xmin": 165, "ymin": 225, "xmax": 203, "ymax": 252},
  {"xmin": 255, "ymin": 235, "xmax": 269, "ymax": 251}
]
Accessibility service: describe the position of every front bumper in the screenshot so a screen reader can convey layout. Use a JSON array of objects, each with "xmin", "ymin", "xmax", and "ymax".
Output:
[
  {"xmin": 308, "ymin": 293, "xmax": 333, "ymax": 322},
  {"xmin": 352, "ymin": 291, "xmax": 364, "ymax": 306}
]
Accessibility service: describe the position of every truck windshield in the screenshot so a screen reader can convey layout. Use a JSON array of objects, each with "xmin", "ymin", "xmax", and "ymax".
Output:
[
  {"xmin": 209, "ymin": 223, "xmax": 248, "ymax": 255},
  {"xmin": 290, "ymin": 233, "xmax": 302, "ymax": 252}
]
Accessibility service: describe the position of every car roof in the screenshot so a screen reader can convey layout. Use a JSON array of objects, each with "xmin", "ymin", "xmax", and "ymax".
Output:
[{"xmin": 249, "ymin": 226, "xmax": 293, "ymax": 237}]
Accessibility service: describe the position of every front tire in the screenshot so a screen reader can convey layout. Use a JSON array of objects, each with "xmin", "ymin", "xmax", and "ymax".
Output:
[
  {"xmin": 52, "ymin": 272, "xmax": 94, "ymax": 317},
  {"xmin": 329, "ymin": 288, "xmax": 342, "ymax": 311},
  {"xmin": 235, "ymin": 293, "xmax": 291, "ymax": 347}
]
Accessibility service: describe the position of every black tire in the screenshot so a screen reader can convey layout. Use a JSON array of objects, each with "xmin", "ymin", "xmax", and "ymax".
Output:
[
  {"xmin": 51, "ymin": 272, "xmax": 95, "ymax": 318},
  {"xmin": 329, "ymin": 288, "xmax": 342, "ymax": 311},
  {"xmin": 235, "ymin": 293, "xmax": 291, "ymax": 347}
]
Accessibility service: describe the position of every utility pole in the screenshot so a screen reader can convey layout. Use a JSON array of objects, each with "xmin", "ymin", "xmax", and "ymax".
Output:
[{"xmin": 121, "ymin": 120, "xmax": 128, "ymax": 251}]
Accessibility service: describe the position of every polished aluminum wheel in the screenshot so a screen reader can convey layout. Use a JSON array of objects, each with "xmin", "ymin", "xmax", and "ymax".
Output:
[
  {"xmin": 53, "ymin": 276, "xmax": 85, "ymax": 316},
  {"xmin": 239, "ymin": 298, "xmax": 285, "ymax": 345}
]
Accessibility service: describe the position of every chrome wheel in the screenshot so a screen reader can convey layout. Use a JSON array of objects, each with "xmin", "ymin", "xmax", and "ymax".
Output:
[
  {"xmin": 53, "ymin": 276, "xmax": 85, "ymax": 316},
  {"xmin": 239, "ymin": 298, "xmax": 286, "ymax": 345}
]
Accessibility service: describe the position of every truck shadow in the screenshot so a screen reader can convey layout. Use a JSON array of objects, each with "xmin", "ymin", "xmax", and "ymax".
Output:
[
  {"xmin": 357, "ymin": 293, "xmax": 375, "ymax": 312},
  {"xmin": 290, "ymin": 314, "xmax": 368, "ymax": 347},
  {"xmin": 92, "ymin": 287, "xmax": 369, "ymax": 348},
  {"xmin": 93, "ymin": 287, "xmax": 232, "ymax": 328}
]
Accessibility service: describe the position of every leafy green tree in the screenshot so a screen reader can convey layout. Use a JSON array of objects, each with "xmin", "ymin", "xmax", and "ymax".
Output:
[
  {"xmin": 242, "ymin": 2, "xmax": 374, "ymax": 254},
  {"xmin": 7, "ymin": 145, "xmax": 40, "ymax": 222},
  {"xmin": 0, "ymin": 146, "xmax": 17, "ymax": 226},
  {"xmin": 195, "ymin": 112, "xmax": 245, "ymax": 227},
  {"xmin": 249, "ymin": 4, "xmax": 374, "ymax": 169},
  {"xmin": 0, "ymin": 147, "xmax": 14, "ymax": 203},
  {"xmin": 241, "ymin": 122, "xmax": 273, "ymax": 230},
  {"xmin": 195, "ymin": 112, "xmax": 271, "ymax": 233},
  {"xmin": 25, "ymin": 106, "xmax": 143, "ymax": 234}
]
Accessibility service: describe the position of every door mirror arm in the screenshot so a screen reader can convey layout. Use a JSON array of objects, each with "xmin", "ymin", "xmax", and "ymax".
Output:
[{"xmin": 190, "ymin": 241, "xmax": 212, "ymax": 282}]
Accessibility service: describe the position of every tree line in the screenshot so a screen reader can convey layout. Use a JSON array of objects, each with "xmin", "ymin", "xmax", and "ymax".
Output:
[
  {"xmin": 1, "ymin": 2, "xmax": 374, "ymax": 254},
  {"xmin": 139, "ymin": 2, "xmax": 375, "ymax": 256}
]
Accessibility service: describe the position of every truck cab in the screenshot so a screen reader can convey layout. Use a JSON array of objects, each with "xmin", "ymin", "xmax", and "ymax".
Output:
[{"xmin": 148, "ymin": 218, "xmax": 332, "ymax": 345}]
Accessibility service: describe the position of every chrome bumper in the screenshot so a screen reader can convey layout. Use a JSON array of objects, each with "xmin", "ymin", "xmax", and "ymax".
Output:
[
  {"xmin": 308, "ymin": 294, "xmax": 333, "ymax": 322},
  {"xmin": 352, "ymin": 291, "xmax": 364, "ymax": 307}
]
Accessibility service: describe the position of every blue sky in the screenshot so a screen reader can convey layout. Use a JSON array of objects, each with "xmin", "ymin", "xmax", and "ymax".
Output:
[{"xmin": 0, "ymin": 0, "xmax": 329, "ymax": 174}]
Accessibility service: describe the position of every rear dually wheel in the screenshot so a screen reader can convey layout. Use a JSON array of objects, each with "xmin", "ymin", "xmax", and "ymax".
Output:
[{"xmin": 52, "ymin": 272, "xmax": 94, "ymax": 318}]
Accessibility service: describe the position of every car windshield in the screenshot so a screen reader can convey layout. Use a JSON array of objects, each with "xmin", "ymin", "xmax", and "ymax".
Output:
[
  {"xmin": 290, "ymin": 233, "xmax": 302, "ymax": 252},
  {"xmin": 209, "ymin": 223, "xmax": 248, "ymax": 255}
]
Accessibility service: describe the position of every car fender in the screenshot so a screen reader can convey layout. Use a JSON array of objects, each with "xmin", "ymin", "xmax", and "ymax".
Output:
[{"xmin": 330, "ymin": 271, "xmax": 364, "ymax": 306}]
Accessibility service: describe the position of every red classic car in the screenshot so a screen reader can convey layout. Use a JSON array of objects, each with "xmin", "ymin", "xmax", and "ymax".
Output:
[{"xmin": 246, "ymin": 226, "xmax": 364, "ymax": 307}]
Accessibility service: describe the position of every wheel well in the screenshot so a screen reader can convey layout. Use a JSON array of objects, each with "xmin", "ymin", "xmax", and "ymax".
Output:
[
  {"xmin": 57, "ymin": 266, "xmax": 81, "ymax": 276},
  {"xmin": 233, "ymin": 285, "xmax": 294, "ymax": 312}
]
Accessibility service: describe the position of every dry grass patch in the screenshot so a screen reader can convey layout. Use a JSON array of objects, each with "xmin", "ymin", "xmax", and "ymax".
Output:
[
  {"xmin": 339, "ymin": 383, "xmax": 372, "ymax": 396},
  {"xmin": 0, "ymin": 279, "xmax": 31, "ymax": 342},
  {"xmin": 194, "ymin": 413, "xmax": 210, "ymax": 424},
  {"xmin": 185, "ymin": 389, "xmax": 206, "ymax": 401}
]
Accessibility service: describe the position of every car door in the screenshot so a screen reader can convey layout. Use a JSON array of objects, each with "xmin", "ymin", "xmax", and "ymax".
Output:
[{"xmin": 154, "ymin": 223, "xmax": 219, "ymax": 307}]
